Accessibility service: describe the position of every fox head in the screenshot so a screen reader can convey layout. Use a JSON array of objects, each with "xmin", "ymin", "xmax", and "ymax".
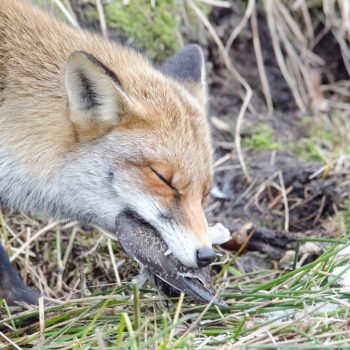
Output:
[{"xmin": 63, "ymin": 45, "xmax": 214, "ymax": 267}]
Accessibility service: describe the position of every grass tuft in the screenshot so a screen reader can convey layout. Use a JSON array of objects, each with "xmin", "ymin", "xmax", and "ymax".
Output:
[
  {"xmin": 1, "ymin": 232, "xmax": 350, "ymax": 348},
  {"xmin": 242, "ymin": 125, "xmax": 280, "ymax": 152}
]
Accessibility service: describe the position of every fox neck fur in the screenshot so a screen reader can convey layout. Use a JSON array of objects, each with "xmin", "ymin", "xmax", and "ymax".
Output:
[{"xmin": 0, "ymin": 0, "xmax": 214, "ymax": 268}]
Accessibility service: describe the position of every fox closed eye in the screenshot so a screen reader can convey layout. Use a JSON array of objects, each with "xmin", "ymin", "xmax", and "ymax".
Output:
[{"xmin": 150, "ymin": 167, "xmax": 178, "ymax": 194}]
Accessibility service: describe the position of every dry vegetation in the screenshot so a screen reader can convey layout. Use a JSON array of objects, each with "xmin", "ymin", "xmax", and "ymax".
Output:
[{"xmin": 1, "ymin": 0, "xmax": 350, "ymax": 349}]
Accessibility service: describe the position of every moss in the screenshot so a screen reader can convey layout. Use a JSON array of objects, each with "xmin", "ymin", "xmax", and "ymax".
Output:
[
  {"xmin": 104, "ymin": 0, "xmax": 180, "ymax": 62},
  {"xmin": 290, "ymin": 138, "xmax": 325, "ymax": 163},
  {"xmin": 241, "ymin": 125, "xmax": 280, "ymax": 151},
  {"xmin": 290, "ymin": 114, "xmax": 350, "ymax": 163},
  {"xmin": 311, "ymin": 126, "xmax": 339, "ymax": 145},
  {"xmin": 34, "ymin": 0, "xmax": 210, "ymax": 62}
]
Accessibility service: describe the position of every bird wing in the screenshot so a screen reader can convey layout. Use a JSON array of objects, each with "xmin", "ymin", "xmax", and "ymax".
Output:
[{"xmin": 115, "ymin": 211, "xmax": 227, "ymax": 307}]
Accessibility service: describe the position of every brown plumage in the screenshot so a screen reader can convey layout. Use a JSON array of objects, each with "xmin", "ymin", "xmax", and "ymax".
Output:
[{"xmin": 115, "ymin": 212, "xmax": 227, "ymax": 307}]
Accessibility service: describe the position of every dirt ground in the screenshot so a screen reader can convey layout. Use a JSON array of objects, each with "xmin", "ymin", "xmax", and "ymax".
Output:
[{"xmin": 195, "ymin": 7, "xmax": 350, "ymax": 262}]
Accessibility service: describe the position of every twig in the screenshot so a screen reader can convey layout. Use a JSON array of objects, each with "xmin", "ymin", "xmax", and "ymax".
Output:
[{"xmin": 268, "ymin": 185, "xmax": 293, "ymax": 209}]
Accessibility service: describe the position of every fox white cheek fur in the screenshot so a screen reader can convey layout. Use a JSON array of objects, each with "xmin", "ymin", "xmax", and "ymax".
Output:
[{"xmin": 163, "ymin": 223, "xmax": 231, "ymax": 256}]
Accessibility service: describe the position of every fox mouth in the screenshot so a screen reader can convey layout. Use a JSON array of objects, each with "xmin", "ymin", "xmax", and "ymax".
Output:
[
  {"xmin": 114, "ymin": 211, "xmax": 227, "ymax": 307},
  {"xmin": 115, "ymin": 209, "xmax": 164, "ymax": 240},
  {"xmin": 115, "ymin": 209, "xmax": 172, "ymax": 258}
]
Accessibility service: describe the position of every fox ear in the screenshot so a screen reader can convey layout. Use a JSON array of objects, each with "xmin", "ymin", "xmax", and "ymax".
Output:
[
  {"xmin": 65, "ymin": 51, "xmax": 131, "ymax": 136},
  {"xmin": 160, "ymin": 44, "xmax": 206, "ymax": 103}
]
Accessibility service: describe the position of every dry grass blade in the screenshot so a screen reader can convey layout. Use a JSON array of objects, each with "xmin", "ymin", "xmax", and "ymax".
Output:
[
  {"xmin": 224, "ymin": 0, "xmax": 256, "ymax": 52},
  {"xmin": 293, "ymin": 0, "xmax": 314, "ymax": 41},
  {"xmin": 52, "ymin": 0, "xmax": 79, "ymax": 27},
  {"xmin": 96, "ymin": 0, "xmax": 108, "ymax": 40},
  {"xmin": 107, "ymin": 238, "xmax": 122, "ymax": 286},
  {"xmin": 39, "ymin": 296, "xmax": 45, "ymax": 342},
  {"xmin": 265, "ymin": 0, "xmax": 306, "ymax": 112},
  {"xmin": 188, "ymin": 0, "xmax": 253, "ymax": 183},
  {"xmin": 278, "ymin": 170, "xmax": 290, "ymax": 231},
  {"xmin": 0, "ymin": 332, "xmax": 22, "ymax": 350},
  {"xmin": 9, "ymin": 221, "xmax": 61, "ymax": 262},
  {"xmin": 196, "ymin": 0, "xmax": 231, "ymax": 8},
  {"xmin": 251, "ymin": 5, "xmax": 274, "ymax": 115}
]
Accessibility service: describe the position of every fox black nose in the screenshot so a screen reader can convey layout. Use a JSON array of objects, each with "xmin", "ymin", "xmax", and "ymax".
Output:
[{"xmin": 196, "ymin": 247, "xmax": 216, "ymax": 267}]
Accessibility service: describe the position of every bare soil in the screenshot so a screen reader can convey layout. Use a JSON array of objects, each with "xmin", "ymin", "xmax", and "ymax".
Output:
[{"xmin": 196, "ymin": 6, "xmax": 350, "ymax": 261}]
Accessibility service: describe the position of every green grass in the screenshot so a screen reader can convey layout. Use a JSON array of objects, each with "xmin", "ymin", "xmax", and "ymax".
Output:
[
  {"xmin": 291, "ymin": 114, "xmax": 350, "ymax": 163},
  {"xmin": 241, "ymin": 116, "xmax": 350, "ymax": 165},
  {"xmin": 104, "ymin": 0, "xmax": 180, "ymax": 62},
  {"xmin": 1, "ymin": 236, "xmax": 350, "ymax": 349},
  {"xmin": 242, "ymin": 126, "xmax": 280, "ymax": 152},
  {"xmin": 290, "ymin": 138, "xmax": 325, "ymax": 162}
]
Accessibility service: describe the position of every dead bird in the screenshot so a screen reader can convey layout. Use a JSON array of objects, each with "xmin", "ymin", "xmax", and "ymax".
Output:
[{"xmin": 115, "ymin": 212, "xmax": 227, "ymax": 307}]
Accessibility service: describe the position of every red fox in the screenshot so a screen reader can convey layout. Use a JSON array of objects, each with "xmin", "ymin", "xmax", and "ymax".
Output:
[{"xmin": 0, "ymin": 0, "xmax": 216, "ymax": 291}]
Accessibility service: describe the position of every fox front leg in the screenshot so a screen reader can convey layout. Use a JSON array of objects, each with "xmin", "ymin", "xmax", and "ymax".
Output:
[{"xmin": 0, "ymin": 243, "xmax": 39, "ymax": 306}]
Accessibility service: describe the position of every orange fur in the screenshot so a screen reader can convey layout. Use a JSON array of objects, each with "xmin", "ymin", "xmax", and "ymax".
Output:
[
  {"xmin": 0, "ymin": 0, "xmax": 214, "ymax": 256},
  {"xmin": 0, "ymin": 0, "xmax": 208, "ymax": 176}
]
